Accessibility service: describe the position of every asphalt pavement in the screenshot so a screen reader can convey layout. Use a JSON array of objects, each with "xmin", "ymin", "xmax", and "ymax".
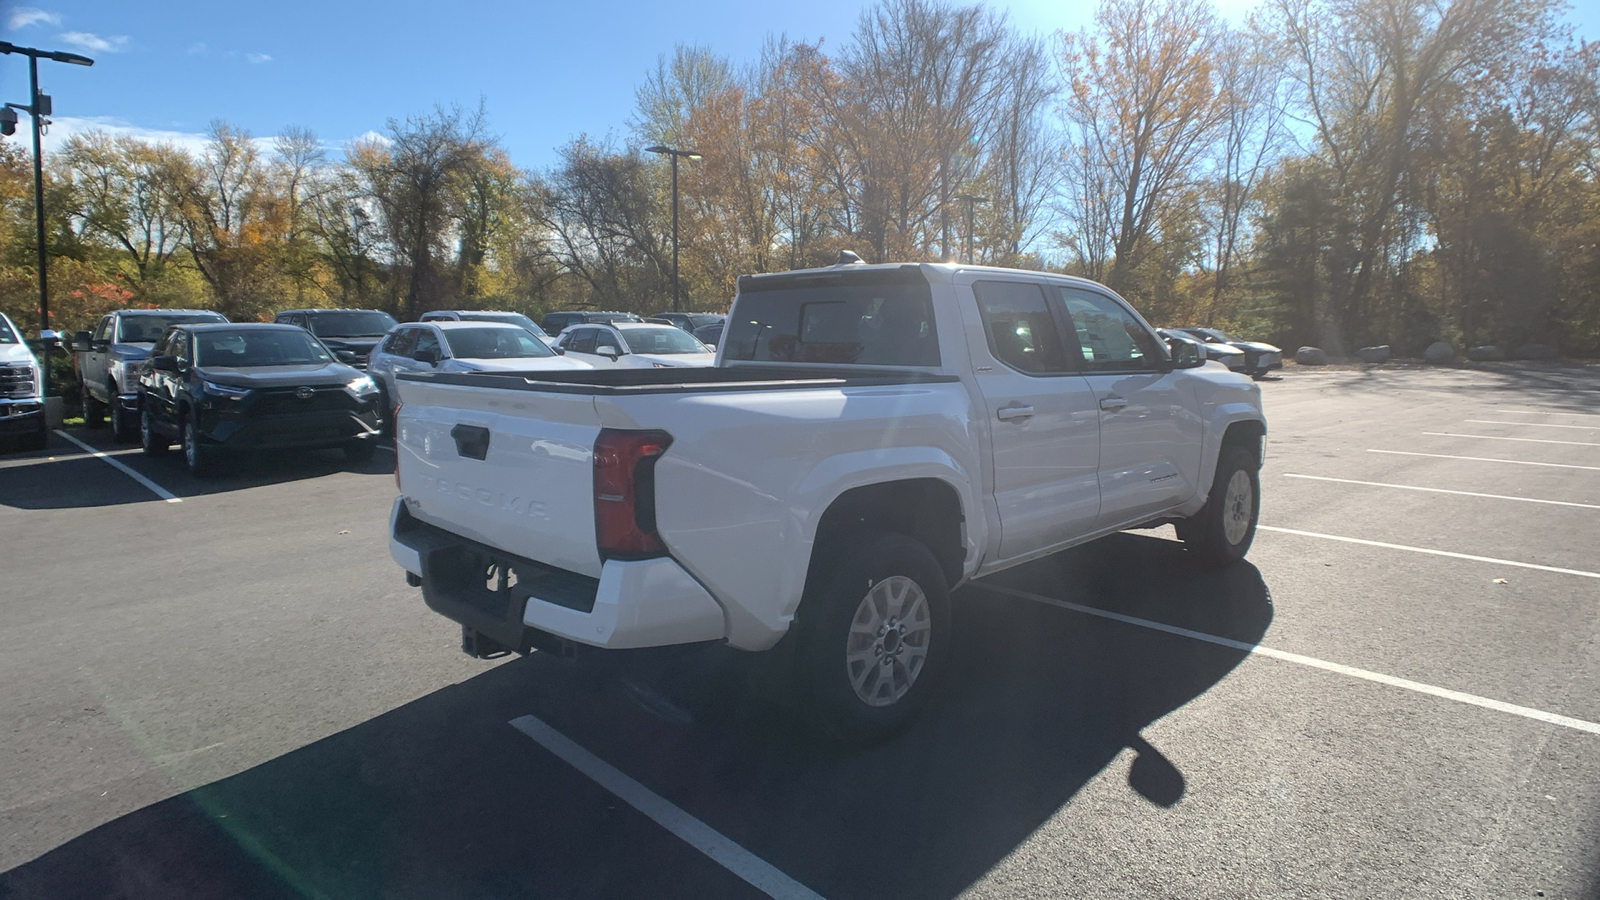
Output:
[{"xmin": 0, "ymin": 362, "xmax": 1596, "ymax": 899}]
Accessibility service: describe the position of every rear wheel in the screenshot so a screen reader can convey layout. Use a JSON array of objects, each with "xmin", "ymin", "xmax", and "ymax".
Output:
[
  {"xmin": 182, "ymin": 412, "xmax": 216, "ymax": 476},
  {"xmin": 140, "ymin": 405, "xmax": 169, "ymax": 456},
  {"xmin": 797, "ymin": 532, "xmax": 950, "ymax": 743},
  {"xmin": 344, "ymin": 439, "xmax": 376, "ymax": 464},
  {"xmin": 81, "ymin": 381, "xmax": 105, "ymax": 428},
  {"xmin": 1177, "ymin": 444, "xmax": 1259, "ymax": 567}
]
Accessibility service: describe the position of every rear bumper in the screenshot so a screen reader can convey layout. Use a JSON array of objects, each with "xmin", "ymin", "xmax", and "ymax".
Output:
[{"xmin": 389, "ymin": 498, "xmax": 726, "ymax": 652}]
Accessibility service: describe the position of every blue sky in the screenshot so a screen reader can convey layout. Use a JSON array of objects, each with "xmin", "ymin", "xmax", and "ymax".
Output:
[{"xmin": 2, "ymin": 0, "xmax": 1596, "ymax": 169}]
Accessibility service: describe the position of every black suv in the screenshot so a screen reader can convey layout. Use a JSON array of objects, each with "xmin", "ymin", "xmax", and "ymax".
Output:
[
  {"xmin": 649, "ymin": 312, "xmax": 725, "ymax": 333},
  {"xmin": 137, "ymin": 323, "xmax": 382, "ymax": 475},
  {"xmin": 273, "ymin": 308, "xmax": 398, "ymax": 369},
  {"xmin": 538, "ymin": 311, "xmax": 642, "ymax": 336}
]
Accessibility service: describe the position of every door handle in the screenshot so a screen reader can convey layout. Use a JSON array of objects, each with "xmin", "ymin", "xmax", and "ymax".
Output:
[
  {"xmin": 1099, "ymin": 396, "xmax": 1128, "ymax": 411},
  {"xmin": 997, "ymin": 405, "xmax": 1035, "ymax": 421}
]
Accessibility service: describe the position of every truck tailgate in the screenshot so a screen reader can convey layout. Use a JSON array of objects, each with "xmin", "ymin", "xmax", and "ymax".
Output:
[{"xmin": 395, "ymin": 377, "xmax": 603, "ymax": 578}]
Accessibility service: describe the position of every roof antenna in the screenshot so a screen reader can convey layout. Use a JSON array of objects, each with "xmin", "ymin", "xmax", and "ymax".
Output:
[{"xmin": 835, "ymin": 250, "xmax": 863, "ymax": 266}]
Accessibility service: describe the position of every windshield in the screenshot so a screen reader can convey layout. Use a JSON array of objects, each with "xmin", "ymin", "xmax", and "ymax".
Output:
[
  {"xmin": 616, "ymin": 326, "xmax": 707, "ymax": 355},
  {"xmin": 723, "ymin": 276, "xmax": 939, "ymax": 366},
  {"xmin": 592, "ymin": 313, "xmax": 643, "ymax": 324},
  {"xmin": 0, "ymin": 317, "xmax": 16, "ymax": 344},
  {"xmin": 194, "ymin": 329, "xmax": 334, "ymax": 367},
  {"xmin": 443, "ymin": 327, "xmax": 556, "ymax": 359},
  {"xmin": 116, "ymin": 313, "xmax": 226, "ymax": 343},
  {"xmin": 1184, "ymin": 327, "xmax": 1236, "ymax": 343},
  {"xmin": 307, "ymin": 311, "xmax": 397, "ymax": 338},
  {"xmin": 458, "ymin": 312, "xmax": 547, "ymax": 337}
]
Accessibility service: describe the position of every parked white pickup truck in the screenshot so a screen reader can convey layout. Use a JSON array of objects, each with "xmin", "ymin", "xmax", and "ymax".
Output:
[{"xmin": 390, "ymin": 260, "xmax": 1266, "ymax": 739}]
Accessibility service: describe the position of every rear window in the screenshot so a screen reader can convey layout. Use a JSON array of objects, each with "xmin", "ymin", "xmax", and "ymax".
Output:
[{"xmin": 722, "ymin": 273, "xmax": 939, "ymax": 367}]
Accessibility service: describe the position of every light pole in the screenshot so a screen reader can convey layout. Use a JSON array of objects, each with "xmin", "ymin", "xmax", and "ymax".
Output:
[
  {"xmin": 954, "ymin": 194, "xmax": 989, "ymax": 264},
  {"xmin": 2, "ymin": 41, "xmax": 95, "ymax": 401},
  {"xmin": 643, "ymin": 145, "xmax": 701, "ymax": 313}
]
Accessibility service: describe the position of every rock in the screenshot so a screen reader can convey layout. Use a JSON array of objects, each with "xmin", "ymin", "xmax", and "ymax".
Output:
[
  {"xmin": 1356, "ymin": 345, "xmax": 1390, "ymax": 364},
  {"xmin": 1466, "ymin": 345, "xmax": 1504, "ymax": 361},
  {"xmin": 1295, "ymin": 346, "xmax": 1328, "ymax": 366},
  {"xmin": 1515, "ymin": 342, "xmax": 1556, "ymax": 360},
  {"xmin": 1423, "ymin": 341, "xmax": 1454, "ymax": 363}
]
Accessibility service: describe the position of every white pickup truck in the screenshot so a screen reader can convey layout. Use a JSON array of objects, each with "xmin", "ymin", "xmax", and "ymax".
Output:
[{"xmin": 389, "ymin": 261, "xmax": 1266, "ymax": 739}]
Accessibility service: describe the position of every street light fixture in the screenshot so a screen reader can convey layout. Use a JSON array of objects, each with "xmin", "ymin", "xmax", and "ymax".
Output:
[
  {"xmin": 954, "ymin": 194, "xmax": 989, "ymax": 264},
  {"xmin": 643, "ymin": 145, "xmax": 701, "ymax": 313},
  {"xmin": 2, "ymin": 40, "xmax": 95, "ymax": 401}
]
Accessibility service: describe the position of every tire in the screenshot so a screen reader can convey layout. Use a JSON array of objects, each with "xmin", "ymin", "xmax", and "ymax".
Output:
[
  {"xmin": 81, "ymin": 381, "xmax": 105, "ymax": 428},
  {"xmin": 344, "ymin": 439, "xmax": 376, "ymax": 463},
  {"xmin": 181, "ymin": 412, "xmax": 216, "ymax": 476},
  {"xmin": 1177, "ymin": 444, "xmax": 1260, "ymax": 568},
  {"xmin": 140, "ymin": 405, "xmax": 169, "ymax": 456},
  {"xmin": 110, "ymin": 384, "xmax": 137, "ymax": 443},
  {"xmin": 796, "ymin": 532, "xmax": 951, "ymax": 743}
]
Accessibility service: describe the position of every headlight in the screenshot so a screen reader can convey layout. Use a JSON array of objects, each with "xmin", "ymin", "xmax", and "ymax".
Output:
[
  {"xmin": 110, "ymin": 358, "xmax": 141, "ymax": 389},
  {"xmin": 345, "ymin": 375, "xmax": 379, "ymax": 396},
  {"xmin": 201, "ymin": 380, "xmax": 251, "ymax": 400}
]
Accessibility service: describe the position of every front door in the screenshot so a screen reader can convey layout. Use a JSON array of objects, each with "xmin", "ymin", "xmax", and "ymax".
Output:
[
  {"xmin": 966, "ymin": 278, "xmax": 1102, "ymax": 562},
  {"xmin": 1055, "ymin": 286, "xmax": 1203, "ymax": 529}
]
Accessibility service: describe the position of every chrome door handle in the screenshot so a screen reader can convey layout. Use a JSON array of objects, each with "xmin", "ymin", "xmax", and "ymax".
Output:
[
  {"xmin": 997, "ymin": 405, "xmax": 1035, "ymax": 421},
  {"xmin": 1099, "ymin": 397, "xmax": 1128, "ymax": 411}
]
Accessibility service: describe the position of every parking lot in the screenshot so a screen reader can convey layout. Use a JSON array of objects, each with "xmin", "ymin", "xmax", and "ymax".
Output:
[{"xmin": 1, "ymin": 362, "xmax": 1597, "ymax": 899}]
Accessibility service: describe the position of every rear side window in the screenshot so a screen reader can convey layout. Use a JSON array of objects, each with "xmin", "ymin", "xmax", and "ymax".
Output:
[
  {"xmin": 1057, "ymin": 288, "xmax": 1165, "ymax": 372},
  {"xmin": 973, "ymin": 281, "xmax": 1074, "ymax": 374},
  {"xmin": 724, "ymin": 273, "xmax": 939, "ymax": 366}
]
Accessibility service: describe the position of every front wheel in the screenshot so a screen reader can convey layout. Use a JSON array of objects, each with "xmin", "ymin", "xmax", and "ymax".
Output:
[
  {"xmin": 110, "ymin": 385, "xmax": 137, "ymax": 443},
  {"xmin": 344, "ymin": 439, "xmax": 376, "ymax": 463},
  {"xmin": 797, "ymin": 532, "xmax": 950, "ymax": 743},
  {"xmin": 182, "ymin": 414, "xmax": 217, "ymax": 476},
  {"xmin": 81, "ymin": 382, "xmax": 105, "ymax": 428},
  {"xmin": 1177, "ymin": 444, "xmax": 1260, "ymax": 567}
]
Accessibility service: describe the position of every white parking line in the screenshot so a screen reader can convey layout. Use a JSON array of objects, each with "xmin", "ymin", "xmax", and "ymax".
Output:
[
  {"xmin": 977, "ymin": 584, "xmax": 1600, "ymax": 736},
  {"xmin": 54, "ymin": 430, "xmax": 182, "ymax": 504},
  {"xmin": 1486, "ymin": 410, "xmax": 1600, "ymax": 418},
  {"xmin": 1422, "ymin": 432, "xmax": 1600, "ymax": 447},
  {"xmin": 1281, "ymin": 474, "xmax": 1600, "ymax": 510},
  {"xmin": 1258, "ymin": 526, "xmax": 1600, "ymax": 579},
  {"xmin": 1368, "ymin": 449, "xmax": 1600, "ymax": 471},
  {"xmin": 509, "ymin": 715, "xmax": 825, "ymax": 900},
  {"xmin": 1464, "ymin": 420, "xmax": 1598, "ymax": 430}
]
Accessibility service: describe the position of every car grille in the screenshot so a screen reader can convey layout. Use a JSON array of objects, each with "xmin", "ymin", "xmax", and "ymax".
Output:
[
  {"xmin": 0, "ymin": 363, "xmax": 35, "ymax": 400},
  {"xmin": 250, "ymin": 385, "xmax": 359, "ymax": 415}
]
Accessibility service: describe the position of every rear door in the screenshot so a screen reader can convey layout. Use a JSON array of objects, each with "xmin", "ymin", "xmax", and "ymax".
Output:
[
  {"xmin": 1056, "ymin": 287, "xmax": 1203, "ymax": 528},
  {"xmin": 964, "ymin": 277, "xmax": 1102, "ymax": 561},
  {"xmin": 86, "ymin": 315, "xmax": 113, "ymax": 401}
]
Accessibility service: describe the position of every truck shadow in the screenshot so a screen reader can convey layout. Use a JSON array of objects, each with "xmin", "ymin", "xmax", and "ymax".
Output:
[{"xmin": 0, "ymin": 533, "xmax": 1270, "ymax": 900}]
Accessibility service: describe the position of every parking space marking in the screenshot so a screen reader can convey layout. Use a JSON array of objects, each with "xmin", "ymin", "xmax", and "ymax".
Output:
[
  {"xmin": 53, "ymin": 430, "xmax": 182, "ymax": 504},
  {"xmin": 1422, "ymin": 432, "xmax": 1600, "ymax": 447},
  {"xmin": 977, "ymin": 584, "xmax": 1600, "ymax": 737},
  {"xmin": 1281, "ymin": 474, "xmax": 1600, "ymax": 510},
  {"xmin": 1258, "ymin": 526, "xmax": 1600, "ymax": 579},
  {"xmin": 1487, "ymin": 410, "xmax": 1600, "ymax": 418},
  {"xmin": 509, "ymin": 715, "xmax": 826, "ymax": 900},
  {"xmin": 1368, "ymin": 449, "xmax": 1600, "ymax": 471},
  {"xmin": 1465, "ymin": 420, "xmax": 1598, "ymax": 430}
]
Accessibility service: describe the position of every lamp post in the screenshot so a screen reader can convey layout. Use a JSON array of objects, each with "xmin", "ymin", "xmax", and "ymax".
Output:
[
  {"xmin": 2, "ymin": 41, "xmax": 95, "ymax": 401},
  {"xmin": 954, "ymin": 193, "xmax": 989, "ymax": 264},
  {"xmin": 643, "ymin": 145, "xmax": 700, "ymax": 313}
]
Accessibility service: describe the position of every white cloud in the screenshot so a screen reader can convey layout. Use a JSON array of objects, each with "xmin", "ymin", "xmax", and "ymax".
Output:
[
  {"xmin": 187, "ymin": 42, "xmax": 209, "ymax": 56},
  {"xmin": 57, "ymin": 32, "xmax": 131, "ymax": 53},
  {"xmin": 7, "ymin": 7, "xmax": 61, "ymax": 29},
  {"xmin": 40, "ymin": 116, "xmax": 381, "ymax": 161},
  {"xmin": 245, "ymin": 52, "xmax": 272, "ymax": 64}
]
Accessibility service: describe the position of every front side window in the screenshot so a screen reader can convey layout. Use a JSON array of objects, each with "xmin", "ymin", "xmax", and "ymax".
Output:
[
  {"xmin": 443, "ymin": 327, "xmax": 555, "ymax": 359},
  {"xmin": 412, "ymin": 329, "xmax": 442, "ymax": 359},
  {"xmin": 0, "ymin": 316, "xmax": 16, "ymax": 344},
  {"xmin": 973, "ymin": 281, "xmax": 1074, "ymax": 375},
  {"xmin": 169, "ymin": 331, "xmax": 190, "ymax": 363},
  {"xmin": 1058, "ymin": 288, "xmax": 1165, "ymax": 372},
  {"xmin": 193, "ymin": 329, "xmax": 332, "ymax": 367},
  {"xmin": 93, "ymin": 316, "xmax": 113, "ymax": 343},
  {"xmin": 567, "ymin": 328, "xmax": 599, "ymax": 355},
  {"xmin": 723, "ymin": 274, "xmax": 939, "ymax": 367},
  {"xmin": 615, "ymin": 326, "xmax": 706, "ymax": 355}
]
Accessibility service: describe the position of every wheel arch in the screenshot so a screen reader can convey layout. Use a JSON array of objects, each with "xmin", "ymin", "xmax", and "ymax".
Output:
[{"xmin": 803, "ymin": 477, "xmax": 968, "ymax": 598}]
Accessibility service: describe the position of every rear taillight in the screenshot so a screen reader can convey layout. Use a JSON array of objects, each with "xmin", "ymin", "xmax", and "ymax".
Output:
[
  {"xmin": 392, "ymin": 402, "xmax": 403, "ymax": 490},
  {"xmin": 593, "ymin": 428, "xmax": 673, "ymax": 560}
]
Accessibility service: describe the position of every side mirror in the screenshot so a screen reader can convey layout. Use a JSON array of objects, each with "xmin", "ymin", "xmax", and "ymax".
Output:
[
  {"xmin": 552, "ymin": 345, "xmax": 566, "ymax": 355},
  {"xmin": 1166, "ymin": 337, "xmax": 1204, "ymax": 369},
  {"xmin": 596, "ymin": 345, "xmax": 619, "ymax": 360},
  {"xmin": 335, "ymin": 349, "xmax": 358, "ymax": 364},
  {"xmin": 72, "ymin": 330, "xmax": 92, "ymax": 352},
  {"xmin": 413, "ymin": 348, "xmax": 440, "ymax": 365},
  {"xmin": 151, "ymin": 355, "xmax": 180, "ymax": 372},
  {"xmin": 38, "ymin": 329, "xmax": 60, "ymax": 346}
]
